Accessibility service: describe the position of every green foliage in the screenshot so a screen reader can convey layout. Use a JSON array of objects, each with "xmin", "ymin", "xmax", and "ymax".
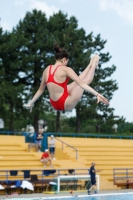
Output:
[
  {"xmin": 0, "ymin": 28, "xmax": 25, "ymax": 130},
  {"xmin": 0, "ymin": 10, "xmax": 124, "ymax": 132},
  {"xmin": 118, "ymin": 122, "xmax": 133, "ymax": 134},
  {"xmin": 76, "ymin": 34, "xmax": 119, "ymax": 132},
  {"xmin": 11, "ymin": 10, "xmax": 53, "ymax": 131}
]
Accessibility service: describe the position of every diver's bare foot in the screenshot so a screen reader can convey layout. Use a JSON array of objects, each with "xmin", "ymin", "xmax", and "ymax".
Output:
[
  {"xmin": 89, "ymin": 55, "xmax": 100, "ymax": 68},
  {"xmin": 92, "ymin": 55, "xmax": 100, "ymax": 67}
]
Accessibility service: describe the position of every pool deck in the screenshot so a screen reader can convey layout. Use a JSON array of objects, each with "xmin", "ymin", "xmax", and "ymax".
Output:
[{"xmin": 0, "ymin": 189, "xmax": 133, "ymax": 199}]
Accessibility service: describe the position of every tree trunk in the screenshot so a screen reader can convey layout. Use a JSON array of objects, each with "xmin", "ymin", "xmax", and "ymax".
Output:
[
  {"xmin": 9, "ymin": 103, "xmax": 14, "ymax": 131},
  {"xmin": 76, "ymin": 107, "xmax": 81, "ymax": 133},
  {"xmin": 56, "ymin": 111, "xmax": 60, "ymax": 132},
  {"xmin": 33, "ymin": 112, "xmax": 39, "ymax": 133}
]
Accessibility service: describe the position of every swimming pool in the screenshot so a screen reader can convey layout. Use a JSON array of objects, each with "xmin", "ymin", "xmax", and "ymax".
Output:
[{"xmin": 5, "ymin": 192, "xmax": 133, "ymax": 200}]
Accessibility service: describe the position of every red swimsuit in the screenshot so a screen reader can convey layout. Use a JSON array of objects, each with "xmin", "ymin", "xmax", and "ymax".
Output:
[{"xmin": 46, "ymin": 65, "xmax": 69, "ymax": 111}]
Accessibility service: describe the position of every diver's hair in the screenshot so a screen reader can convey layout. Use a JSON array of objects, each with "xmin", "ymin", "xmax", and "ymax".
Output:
[{"xmin": 54, "ymin": 43, "xmax": 69, "ymax": 60}]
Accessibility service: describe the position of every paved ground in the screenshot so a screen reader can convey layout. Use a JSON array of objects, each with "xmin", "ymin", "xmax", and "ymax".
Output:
[{"xmin": 0, "ymin": 189, "xmax": 133, "ymax": 199}]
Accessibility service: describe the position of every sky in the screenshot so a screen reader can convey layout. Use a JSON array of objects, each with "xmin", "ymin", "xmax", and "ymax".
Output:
[{"xmin": 0, "ymin": 0, "xmax": 133, "ymax": 122}]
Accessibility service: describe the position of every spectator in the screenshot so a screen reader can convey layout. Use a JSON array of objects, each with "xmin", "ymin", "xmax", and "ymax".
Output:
[
  {"xmin": 88, "ymin": 162, "xmax": 101, "ymax": 195},
  {"xmin": 49, "ymin": 135, "xmax": 56, "ymax": 160},
  {"xmin": 40, "ymin": 149, "xmax": 52, "ymax": 168},
  {"xmin": 36, "ymin": 129, "xmax": 44, "ymax": 152}
]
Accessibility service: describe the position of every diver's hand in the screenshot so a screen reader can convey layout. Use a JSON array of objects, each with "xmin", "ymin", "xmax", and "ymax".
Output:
[
  {"xmin": 23, "ymin": 103, "xmax": 33, "ymax": 112},
  {"xmin": 96, "ymin": 94, "xmax": 109, "ymax": 105}
]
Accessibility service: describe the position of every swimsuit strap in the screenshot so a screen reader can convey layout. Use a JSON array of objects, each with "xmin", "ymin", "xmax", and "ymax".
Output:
[
  {"xmin": 49, "ymin": 65, "xmax": 61, "ymax": 76},
  {"xmin": 46, "ymin": 65, "xmax": 69, "ymax": 86}
]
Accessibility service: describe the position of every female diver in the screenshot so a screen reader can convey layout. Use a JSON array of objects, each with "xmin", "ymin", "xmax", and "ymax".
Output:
[{"xmin": 23, "ymin": 44, "xmax": 109, "ymax": 111}]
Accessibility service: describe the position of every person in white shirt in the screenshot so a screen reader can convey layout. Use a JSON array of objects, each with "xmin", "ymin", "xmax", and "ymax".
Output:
[{"xmin": 49, "ymin": 135, "xmax": 56, "ymax": 160}]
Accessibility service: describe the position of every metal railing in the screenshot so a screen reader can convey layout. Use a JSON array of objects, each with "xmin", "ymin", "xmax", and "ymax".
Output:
[
  {"xmin": 1, "ymin": 130, "xmax": 133, "ymax": 139},
  {"xmin": 45, "ymin": 132, "xmax": 133, "ymax": 139},
  {"xmin": 0, "ymin": 168, "xmax": 89, "ymax": 181},
  {"xmin": 0, "ymin": 168, "xmax": 97, "ymax": 194},
  {"xmin": 113, "ymin": 168, "xmax": 133, "ymax": 185},
  {"xmin": 55, "ymin": 137, "xmax": 78, "ymax": 160}
]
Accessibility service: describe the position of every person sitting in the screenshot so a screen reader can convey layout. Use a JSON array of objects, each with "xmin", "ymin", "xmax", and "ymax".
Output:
[{"xmin": 40, "ymin": 149, "xmax": 52, "ymax": 168}]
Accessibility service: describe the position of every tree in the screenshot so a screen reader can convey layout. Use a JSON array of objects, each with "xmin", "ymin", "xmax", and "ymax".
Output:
[
  {"xmin": 0, "ymin": 10, "xmax": 120, "ymax": 133},
  {"xmin": 48, "ymin": 12, "xmax": 119, "ymax": 133},
  {"xmin": 12, "ymin": 9, "xmax": 55, "ymax": 132},
  {"xmin": 0, "ymin": 27, "xmax": 6, "ymax": 128},
  {"xmin": 76, "ymin": 34, "xmax": 119, "ymax": 133},
  {"xmin": 0, "ymin": 28, "xmax": 26, "ymax": 130},
  {"xmin": 47, "ymin": 11, "xmax": 90, "ymax": 132}
]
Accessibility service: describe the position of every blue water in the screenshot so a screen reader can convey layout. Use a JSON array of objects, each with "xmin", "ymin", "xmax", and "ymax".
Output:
[{"xmin": 7, "ymin": 193, "xmax": 133, "ymax": 200}]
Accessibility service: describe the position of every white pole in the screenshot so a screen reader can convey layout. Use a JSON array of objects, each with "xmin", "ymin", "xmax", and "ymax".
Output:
[{"xmin": 57, "ymin": 176, "xmax": 60, "ymax": 194}]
